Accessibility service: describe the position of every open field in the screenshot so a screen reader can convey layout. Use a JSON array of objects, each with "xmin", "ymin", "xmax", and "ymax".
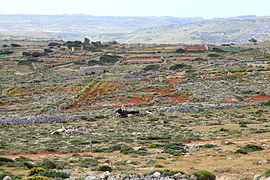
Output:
[{"xmin": 0, "ymin": 40, "xmax": 270, "ymax": 179}]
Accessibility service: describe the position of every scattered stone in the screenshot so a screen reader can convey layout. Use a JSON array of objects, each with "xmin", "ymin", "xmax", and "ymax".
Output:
[
  {"xmin": 3, "ymin": 176, "xmax": 12, "ymax": 180},
  {"xmin": 254, "ymin": 174, "xmax": 262, "ymax": 180}
]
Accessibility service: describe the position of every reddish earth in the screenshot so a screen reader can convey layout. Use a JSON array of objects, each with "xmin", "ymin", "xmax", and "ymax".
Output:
[
  {"xmin": 133, "ymin": 87, "xmax": 176, "ymax": 95},
  {"xmin": 224, "ymin": 97, "xmax": 239, "ymax": 104},
  {"xmin": 167, "ymin": 56, "xmax": 201, "ymax": 60},
  {"xmin": 243, "ymin": 95, "xmax": 270, "ymax": 102},
  {"xmin": 69, "ymin": 82, "xmax": 123, "ymax": 109},
  {"xmin": 122, "ymin": 95, "xmax": 154, "ymax": 105},
  {"xmin": 169, "ymin": 94, "xmax": 192, "ymax": 103},
  {"xmin": 167, "ymin": 77, "xmax": 185, "ymax": 85},
  {"xmin": 12, "ymin": 98, "xmax": 32, "ymax": 104},
  {"xmin": 48, "ymin": 62, "xmax": 59, "ymax": 65},
  {"xmin": 9, "ymin": 88, "xmax": 35, "ymax": 96},
  {"xmin": 128, "ymin": 57, "xmax": 161, "ymax": 60},
  {"xmin": 84, "ymin": 105, "xmax": 122, "ymax": 109},
  {"xmin": 127, "ymin": 49, "xmax": 176, "ymax": 53}
]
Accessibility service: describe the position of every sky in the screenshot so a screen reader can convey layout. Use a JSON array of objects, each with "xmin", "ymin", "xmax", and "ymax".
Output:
[{"xmin": 1, "ymin": 0, "xmax": 269, "ymax": 19}]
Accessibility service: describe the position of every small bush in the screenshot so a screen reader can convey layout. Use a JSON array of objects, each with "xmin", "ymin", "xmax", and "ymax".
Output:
[
  {"xmin": 0, "ymin": 50, "xmax": 13, "ymax": 55},
  {"xmin": 29, "ymin": 167, "xmax": 46, "ymax": 176},
  {"xmin": 262, "ymin": 100, "xmax": 270, "ymax": 106},
  {"xmin": 163, "ymin": 143, "xmax": 187, "ymax": 156},
  {"xmin": 207, "ymin": 54, "xmax": 221, "ymax": 57},
  {"xmin": 0, "ymin": 157, "xmax": 14, "ymax": 162},
  {"xmin": 199, "ymin": 144, "xmax": 216, "ymax": 148},
  {"xmin": 264, "ymin": 169, "xmax": 270, "ymax": 177},
  {"xmin": 0, "ymin": 172, "xmax": 22, "ymax": 180},
  {"xmin": 235, "ymin": 144, "xmax": 263, "ymax": 154},
  {"xmin": 120, "ymin": 145, "xmax": 134, "ymax": 154},
  {"xmin": 148, "ymin": 144, "xmax": 163, "ymax": 148},
  {"xmin": 40, "ymin": 159, "xmax": 58, "ymax": 169},
  {"xmin": 80, "ymin": 158, "xmax": 99, "ymax": 167},
  {"xmin": 97, "ymin": 165, "xmax": 112, "ymax": 172},
  {"xmin": 23, "ymin": 176, "xmax": 50, "ymax": 180},
  {"xmin": 193, "ymin": 170, "xmax": 216, "ymax": 180},
  {"xmin": 39, "ymin": 170, "xmax": 70, "ymax": 179},
  {"xmin": 155, "ymin": 169, "xmax": 185, "ymax": 176},
  {"xmin": 170, "ymin": 64, "xmax": 191, "ymax": 70}
]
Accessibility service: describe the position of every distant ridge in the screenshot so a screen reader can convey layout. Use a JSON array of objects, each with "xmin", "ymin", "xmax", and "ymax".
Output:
[{"xmin": 0, "ymin": 14, "xmax": 269, "ymax": 44}]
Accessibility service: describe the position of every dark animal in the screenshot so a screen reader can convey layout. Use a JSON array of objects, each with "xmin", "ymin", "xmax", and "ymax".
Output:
[{"xmin": 116, "ymin": 109, "xmax": 140, "ymax": 118}]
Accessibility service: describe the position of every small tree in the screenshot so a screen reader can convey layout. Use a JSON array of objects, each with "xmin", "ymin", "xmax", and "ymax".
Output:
[{"xmin": 249, "ymin": 38, "xmax": 257, "ymax": 44}]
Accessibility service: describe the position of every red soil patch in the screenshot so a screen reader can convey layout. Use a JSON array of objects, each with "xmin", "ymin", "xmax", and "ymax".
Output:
[
  {"xmin": 167, "ymin": 77, "xmax": 185, "ymax": 85},
  {"xmin": 167, "ymin": 56, "xmax": 201, "ymax": 60},
  {"xmin": 127, "ymin": 49, "xmax": 176, "ymax": 53},
  {"xmin": 128, "ymin": 57, "xmax": 160, "ymax": 60},
  {"xmin": 140, "ymin": 79, "xmax": 151, "ymax": 83},
  {"xmin": 184, "ymin": 45, "xmax": 208, "ymax": 51},
  {"xmin": 243, "ymin": 95, "xmax": 270, "ymax": 102},
  {"xmin": 224, "ymin": 97, "xmax": 239, "ymax": 104},
  {"xmin": 122, "ymin": 95, "xmax": 154, "ymax": 105},
  {"xmin": 133, "ymin": 87, "xmax": 176, "ymax": 95},
  {"xmin": 9, "ymin": 88, "xmax": 35, "ymax": 96},
  {"xmin": 12, "ymin": 98, "xmax": 33, "ymax": 104},
  {"xmin": 48, "ymin": 62, "xmax": 59, "ymax": 65},
  {"xmin": 169, "ymin": 94, "xmax": 192, "ymax": 103},
  {"xmin": 69, "ymin": 82, "xmax": 123, "ymax": 109},
  {"xmin": 84, "ymin": 105, "xmax": 122, "ymax": 109}
]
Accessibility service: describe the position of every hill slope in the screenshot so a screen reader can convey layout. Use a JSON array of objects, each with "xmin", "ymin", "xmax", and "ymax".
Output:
[{"xmin": 0, "ymin": 15, "xmax": 270, "ymax": 44}]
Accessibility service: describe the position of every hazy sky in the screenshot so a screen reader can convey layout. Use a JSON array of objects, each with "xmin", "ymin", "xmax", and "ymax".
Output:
[{"xmin": 1, "ymin": 0, "xmax": 269, "ymax": 18}]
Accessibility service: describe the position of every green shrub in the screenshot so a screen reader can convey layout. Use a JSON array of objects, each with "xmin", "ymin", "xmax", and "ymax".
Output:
[
  {"xmin": 29, "ymin": 167, "xmax": 46, "ymax": 176},
  {"xmin": 199, "ymin": 144, "xmax": 216, "ymax": 148},
  {"xmin": 120, "ymin": 145, "xmax": 134, "ymax": 154},
  {"xmin": 262, "ymin": 100, "xmax": 270, "ymax": 106},
  {"xmin": 0, "ymin": 172, "xmax": 22, "ymax": 180},
  {"xmin": 80, "ymin": 158, "xmax": 99, "ymax": 167},
  {"xmin": 155, "ymin": 169, "xmax": 185, "ymax": 176},
  {"xmin": 39, "ymin": 170, "xmax": 70, "ymax": 179},
  {"xmin": 0, "ymin": 50, "xmax": 13, "ymax": 55},
  {"xmin": 93, "ymin": 144, "xmax": 123, "ymax": 153},
  {"xmin": 40, "ymin": 159, "xmax": 58, "ymax": 169},
  {"xmin": 148, "ymin": 144, "xmax": 163, "ymax": 148},
  {"xmin": 163, "ymin": 143, "xmax": 187, "ymax": 156},
  {"xmin": 264, "ymin": 169, "xmax": 270, "ymax": 177},
  {"xmin": 170, "ymin": 64, "xmax": 191, "ymax": 70},
  {"xmin": 207, "ymin": 54, "xmax": 221, "ymax": 57},
  {"xmin": 235, "ymin": 144, "xmax": 263, "ymax": 154},
  {"xmin": 97, "ymin": 165, "xmax": 113, "ymax": 172},
  {"xmin": 193, "ymin": 170, "xmax": 216, "ymax": 180},
  {"xmin": 0, "ymin": 157, "xmax": 14, "ymax": 162}
]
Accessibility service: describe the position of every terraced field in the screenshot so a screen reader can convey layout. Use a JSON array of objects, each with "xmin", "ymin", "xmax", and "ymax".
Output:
[{"xmin": 0, "ymin": 40, "xmax": 270, "ymax": 180}]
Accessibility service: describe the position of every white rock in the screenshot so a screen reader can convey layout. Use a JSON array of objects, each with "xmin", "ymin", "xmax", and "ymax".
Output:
[
  {"xmin": 253, "ymin": 174, "xmax": 262, "ymax": 180},
  {"xmin": 190, "ymin": 174, "xmax": 198, "ymax": 180},
  {"xmin": 152, "ymin": 172, "xmax": 161, "ymax": 178},
  {"xmin": 3, "ymin": 176, "xmax": 12, "ymax": 180}
]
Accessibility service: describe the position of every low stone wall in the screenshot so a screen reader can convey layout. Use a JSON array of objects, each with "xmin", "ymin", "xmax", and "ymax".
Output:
[{"xmin": 0, "ymin": 114, "xmax": 72, "ymax": 125}]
